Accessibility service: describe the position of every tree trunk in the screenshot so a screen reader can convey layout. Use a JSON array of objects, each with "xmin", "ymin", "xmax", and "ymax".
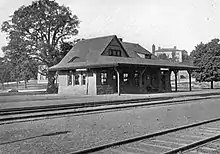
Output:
[
  {"xmin": 47, "ymin": 71, "xmax": 58, "ymax": 93},
  {"xmin": 211, "ymin": 81, "xmax": 214, "ymax": 89},
  {"xmin": 24, "ymin": 79, "xmax": 27, "ymax": 89},
  {"xmin": 16, "ymin": 79, "xmax": 19, "ymax": 88},
  {"xmin": 1, "ymin": 83, "xmax": 4, "ymax": 90}
]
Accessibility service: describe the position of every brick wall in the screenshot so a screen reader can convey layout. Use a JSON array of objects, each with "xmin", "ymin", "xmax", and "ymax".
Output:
[
  {"xmin": 97, "ymin": 85, "xmax": 114, "ymax": 95},
  {"xmin": 96, "ymin": 69, "xmax": 117, "ymax": 95}
]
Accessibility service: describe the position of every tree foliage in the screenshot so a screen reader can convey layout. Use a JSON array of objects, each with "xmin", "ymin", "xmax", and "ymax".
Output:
[
  {"xmin": 171, "ymin": 52, "xmax": 178, "ymax": 62},
  {"xmin": 2, "ymin": 28, "xmax": 38, "ymax": 88},
  {"xmin": 158, "ymin": 52, "xmax": 178, "ymax": 62},
  {"xmin": 59, "ymin": 38, "xmax": 84, "ymax": 59},
  {"xmin": 59, "ymin": 41, "xmax": 74, "ymax": 58},
  {"xmin": 158, "ymin": 53, "xmax": 169, "ymax": 60},
  {"xmin": 182, "ymin": 51, "xmax": 190, "ymax": 61},
  {"xmin": 0, "ymin": 57, "xmax": 11, "ymax": 87},
  {"xmin": 190, "ymin": 38, "xmax": 220, "ymax": 89},
  {"xmin": 1, "ymin": 0, "xmax": 80, "ymax": 93}
]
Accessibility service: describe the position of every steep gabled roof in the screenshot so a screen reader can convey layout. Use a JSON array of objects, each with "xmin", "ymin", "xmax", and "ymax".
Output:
[
  {"xmin": 123, "ymin": 42, "xmax": 151, "ymax": 55},
  {"xmin": 121, "ymin": 42, "xmax": 140, "ymax": 58},
  {"xmin": 58, "ymin": 35, "xmax": 116, "ymax": 65},
  {"xmin": 122, "ymin": 42, "xmax": 157, "ymax": 59},
  {"xmin": 49, "ymin": 35, "xmax": 197, "ymax": 71},
  {"xmin": 155, "ymin": 48, "xmax": 185, "ymax": 52}
]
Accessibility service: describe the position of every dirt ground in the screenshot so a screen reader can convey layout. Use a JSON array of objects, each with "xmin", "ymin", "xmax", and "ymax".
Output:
[{"xmin": 1, "ymin": 97, "xmax": 220, "ymax": 153}]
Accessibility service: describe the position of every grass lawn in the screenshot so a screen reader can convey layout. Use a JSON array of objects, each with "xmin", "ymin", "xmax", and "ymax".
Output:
[
  {"xmin": 171, "ymin": 78, "xmax": 220, "ymax": 91},
  {"xmin": 0, "ymin": 80, "xmax": 47, "ymax": 95}
]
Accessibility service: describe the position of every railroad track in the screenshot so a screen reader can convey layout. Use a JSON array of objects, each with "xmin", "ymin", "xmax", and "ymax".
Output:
[
  {"xmin": 2, "ymin": 92, "xmax": 219, "ymax": 116},
  {"xmin": 73, "ymin": 117, "xmax": 220, "ymax": 154},
  {"xmin": 1, "ymin": 95, "xmax": 218, "ymax": 125},
  {"xmin": 0, "ymin": 96, "xmax": 170, "ymax": 116},
  {"xmin": 1, "ymin": 95, "xmax": 220, "ymax": 125}
]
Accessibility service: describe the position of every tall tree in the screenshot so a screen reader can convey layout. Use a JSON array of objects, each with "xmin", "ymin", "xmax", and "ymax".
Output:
[
  {"xmin": 158, "ymin": 53, "xmax": 170, "ymax": 60},
  {"xmin": 2, "ymin": 32, "xmax": 38, "ymax": 88},
  {"xmin": 171, "ymin": 51, "xmax": 178, "ymax": 62},
  {"xmin": 182, "ymin": 51, "xmax": 190, "ymax": 61},
  {"xmin": 59, "ymin": 41, "xmax": 74, "ymax": 58},
  {"xmin": 0, "ymin": 57, "xmax": 12, "ymax": 88},
  {"xmin": 59, "ymin": 39, "xmax": 84, "ymax": 58},
  {"xmin": 1, "ymin": 0, "xmax": 79, "ymax": 93},
  {"xmin": 190, "ymin": 39, "xmax": 220, "ymax": 89}
]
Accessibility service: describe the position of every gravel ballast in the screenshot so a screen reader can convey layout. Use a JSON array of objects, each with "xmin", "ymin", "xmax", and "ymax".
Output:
[{"xmin": 1, "ymin": 97, "xmax": 220, "ymax": 153}]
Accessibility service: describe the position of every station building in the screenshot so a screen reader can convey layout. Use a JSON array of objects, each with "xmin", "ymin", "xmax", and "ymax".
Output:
[{"xmin": 49, "ymin": 35, "xmax": 196, "ymax": 96}]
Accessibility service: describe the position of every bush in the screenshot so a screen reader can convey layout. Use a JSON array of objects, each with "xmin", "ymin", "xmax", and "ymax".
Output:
[{"xmin": 8, "ymin": 89, "xmax": 19, "ymax": 93}]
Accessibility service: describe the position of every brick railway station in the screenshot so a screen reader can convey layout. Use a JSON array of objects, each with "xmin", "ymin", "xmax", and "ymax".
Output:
[{"xmin": 49, "ymin": 35, "xmax": 196, "ymax": 96}]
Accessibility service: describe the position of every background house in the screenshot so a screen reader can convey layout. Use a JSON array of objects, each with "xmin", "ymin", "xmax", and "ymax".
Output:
[
  {"xmin": 152, "ymin": 45, "xmax": 191, "ymax": 81},
  {"xmin": 153, "ymin": 45, "xmax": 189, "ymax": 63},
  {"xmin": 37, "ymin": 65, "xmax": 48, "ymax": 84}
]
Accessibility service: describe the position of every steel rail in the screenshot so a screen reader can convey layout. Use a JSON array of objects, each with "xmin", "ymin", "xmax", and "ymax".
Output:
[
  {"xmin": 0, "ymin": 96, "xmax": 217, "ymax": 124},
  {"xmin": 2, "ymin": 91, "xmax": 220, "ymax": 115},
  {"xmin": 0, "ymin": 97, "xmax": 171, "ymax": 115},
  {"xmin": 71, "ymin": 117, "xmax": 220, "ymax": 154},
  {"xmin": 164, "ymin": 134, "xmax": 220, "ymax": 154},
  {"xmin": 1, "ymin": 95, "xmax": 217, "ymax": 116}
]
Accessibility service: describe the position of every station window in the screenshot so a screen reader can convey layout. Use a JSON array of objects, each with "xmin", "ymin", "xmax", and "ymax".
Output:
[
  {"xmin": 74, "ymin": 74, "xmax": 80, "ymax": 85},
  {"xmin": 117, "ymin": 50, "xmax": 121, "ymax": 56},
  {"xmin": 113, "ymin": 50, "xmax": 117, "ymax": 56},
  {"xmin": 67, "ymin": 71, "xmax": 72, "ymax": 86},
  {"xmin": 113, "ymin": 74, "xmax": 116, "ymax": 80},
  {"xmin": 81, "ymin": 73, "xmax": 86, "ymax": 85},
  {"xmin": 134, "ymin": 72, "xmax": 139, "ymax": 87},
  {"xmin": 101, "ymin": 72, "xmax": 107, "ymax": 85},
  {"xmin": 146, "ymin": 74, "xmax": 150, "ymax": 80},
  {"xmin": 108, "ymin": 49, "xmax": 121, "ymax": 57},
  {"xmin": 108, "ymin": 50, "xmax": 113, "ymax": 56},
  {"xmin": 123, "ymin": 73, "xmax": 129, "ymax": 83}
]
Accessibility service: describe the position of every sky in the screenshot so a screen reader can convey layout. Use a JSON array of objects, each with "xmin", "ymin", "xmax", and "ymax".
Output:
[{"xmin": 0, "ymin": 0, "xmax": 220, "ymax": 57}]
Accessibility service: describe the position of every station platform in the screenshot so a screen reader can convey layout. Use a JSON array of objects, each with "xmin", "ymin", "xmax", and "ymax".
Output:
[{"xmin": 0, "ymin": 89, "xmax": 220, "ymax": 110}]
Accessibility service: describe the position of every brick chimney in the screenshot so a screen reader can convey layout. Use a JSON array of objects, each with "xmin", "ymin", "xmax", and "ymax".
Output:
[{"xmin": 152, "ymin": 44, "xmax": 155, "ymax": 55}]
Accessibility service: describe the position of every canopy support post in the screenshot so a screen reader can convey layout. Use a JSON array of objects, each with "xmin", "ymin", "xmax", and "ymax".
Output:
[
  {"xmin": 173, "ymin": 70, "xmax": 178, "ymax": 92},
  {"xmin": 114, "ymin": 67, "xmax": 120, "ymax": 96},
  {"xmin": 187, "ymin": 70, "xmax": 192, "ymax": 91}
]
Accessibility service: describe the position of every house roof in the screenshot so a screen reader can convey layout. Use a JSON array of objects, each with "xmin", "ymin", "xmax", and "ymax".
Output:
[
  {"xmin": 49, "ymin": 35, "xmax": 197, "ymax": 71},
  {"xmin": 121, "ymin": 42, "xmax": 158, "ymax": 60},
  {"xmin": 57, "ymin": 35, "xmax": 115, "ymax": 65},
  {"xmin": 155, "ymin": 48, "xmax": 186, "ymax": 53},
  {"xmin": 122, "ymin": 42, "xmax": 151, "ymax": 55}
]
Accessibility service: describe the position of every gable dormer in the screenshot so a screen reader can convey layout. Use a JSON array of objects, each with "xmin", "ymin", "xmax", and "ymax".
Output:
[{"xmin": 101, "ymin": 36, "xmax": 129, "ymax": 57}]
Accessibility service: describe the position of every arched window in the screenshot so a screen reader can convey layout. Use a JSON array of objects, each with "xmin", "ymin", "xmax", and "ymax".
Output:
[{"xmin": 74, "ymin": 74, "xmax": 80, "ymax": 85}]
